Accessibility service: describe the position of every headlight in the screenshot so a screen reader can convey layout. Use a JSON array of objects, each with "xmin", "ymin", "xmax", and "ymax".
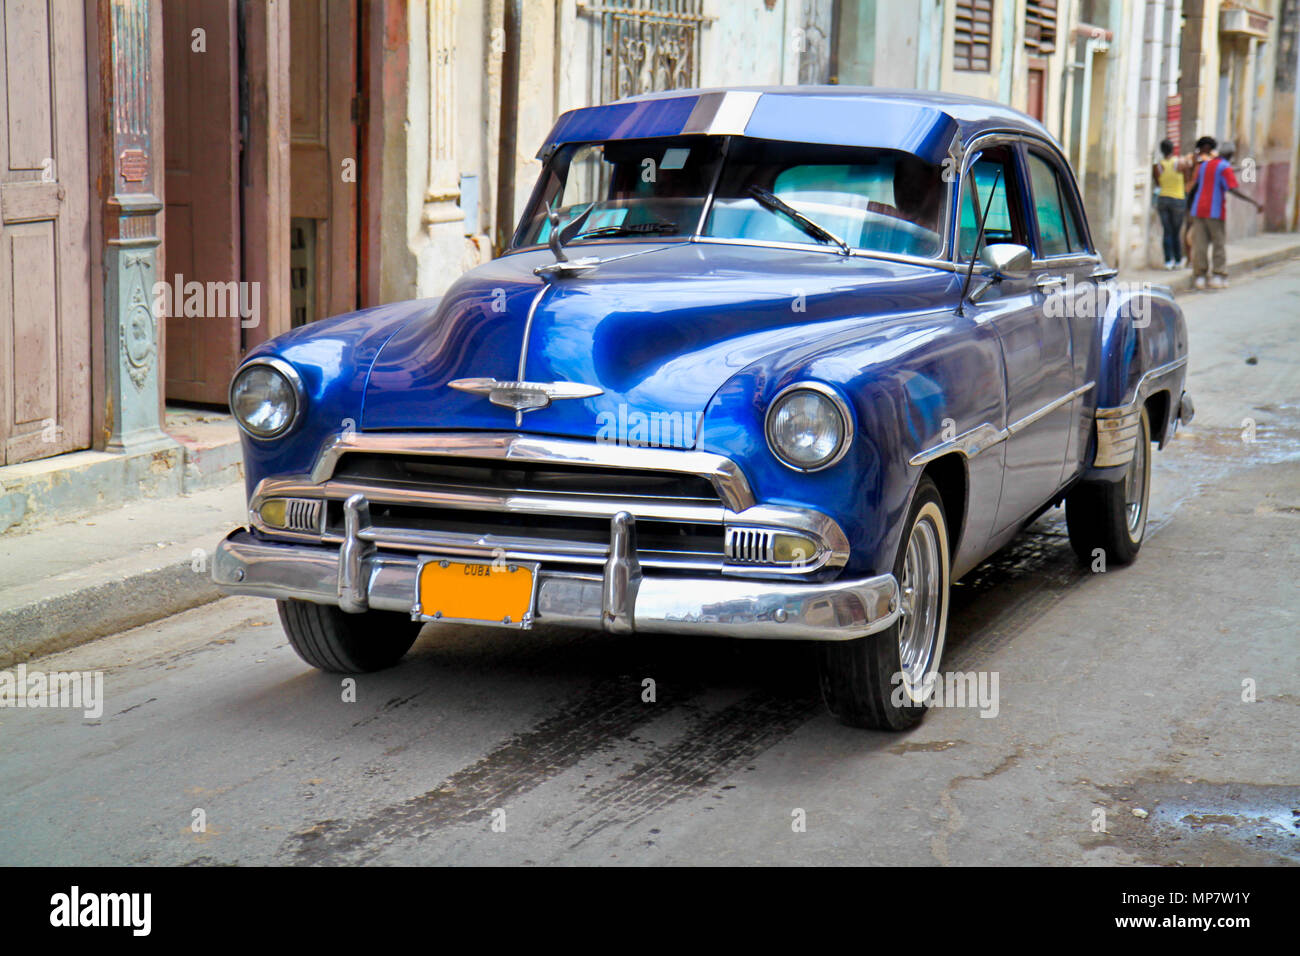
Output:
[
  {"xmin": 230, "ymin": 358, "xmax": 302, "ymax": 439},
  {"xmin": 764, "ymin": 383, "xmax": 851, "ymax": 471}
]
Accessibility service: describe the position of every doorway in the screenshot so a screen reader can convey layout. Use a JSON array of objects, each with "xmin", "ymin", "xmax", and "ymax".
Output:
[
  {"xmin": 289, "ymin": 0, "xmax": 360, "ymax": 327},
  {"xmin": 161, "ymin": 1, "xmax": 362, "ymax": 407},
  {"xmin": 0, "ymin": 0, "xmax": 93, "ymax": 464}
]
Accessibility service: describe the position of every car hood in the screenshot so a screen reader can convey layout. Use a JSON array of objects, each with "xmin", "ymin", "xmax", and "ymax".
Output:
[{"xmin": 361, "ymin": 241, "xmax": 949, "ymax": 447}]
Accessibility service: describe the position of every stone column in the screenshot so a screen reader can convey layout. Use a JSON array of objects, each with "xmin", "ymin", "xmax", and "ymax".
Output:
[
  {"xmin": 417, "ymin": 0, "xmax": 474, "ymax": 295},
  {"xmin": 99, "ymin": 0, "xmax": 172, "ymax": 454},
  {"xmin": 423, "ymin": 0, "xmax": 463, "ymax": 229}
]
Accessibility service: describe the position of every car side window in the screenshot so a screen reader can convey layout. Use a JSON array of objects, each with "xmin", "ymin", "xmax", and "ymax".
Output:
[
  {"xmin": 957, "ymin": 146, "xmax": 1025, "ymax": 259},
  {"xmin": 1026, "ymin": 150, "xmax": 1088, "ymax": 258}
]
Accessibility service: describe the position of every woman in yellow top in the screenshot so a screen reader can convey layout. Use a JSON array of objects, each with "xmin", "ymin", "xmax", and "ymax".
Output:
[{"xmin": 1152, "ymin": 139, "xmax": 1187, "ymax": 269}]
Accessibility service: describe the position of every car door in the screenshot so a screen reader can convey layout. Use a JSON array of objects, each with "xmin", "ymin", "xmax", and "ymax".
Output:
[
  {"xmin": 958, "ymin": 142, "xmax": 1075, "ymax": 536},
  {"xmin": 1021, "ymin": 143, "xmax": 1113, "ymax": 490}
]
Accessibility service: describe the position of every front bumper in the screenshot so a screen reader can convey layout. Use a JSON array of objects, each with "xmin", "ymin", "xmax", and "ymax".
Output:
[{"xmin": 212, "ymin": 519, "xmax": 899, "ymax": 642}]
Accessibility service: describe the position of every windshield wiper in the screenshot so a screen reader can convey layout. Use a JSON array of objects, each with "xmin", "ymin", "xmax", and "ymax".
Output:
[
  {"xmin": 572, "ymin": 220, "xmax": 679, "ymax": 240},
  {"xmin": 745, "ymin": 185, "xmax": 850, "ymax": 256}
]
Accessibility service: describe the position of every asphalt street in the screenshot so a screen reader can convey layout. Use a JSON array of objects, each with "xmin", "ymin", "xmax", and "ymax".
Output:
[{"xmin": 1, "ymin": 261, "xmax": 1297, "ymax": 866}]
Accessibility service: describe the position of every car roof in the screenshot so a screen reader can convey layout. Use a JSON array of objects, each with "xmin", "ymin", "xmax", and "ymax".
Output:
[{"xmin": 541, "ymin": 87, "xmax": 1057, "ymax": 166}]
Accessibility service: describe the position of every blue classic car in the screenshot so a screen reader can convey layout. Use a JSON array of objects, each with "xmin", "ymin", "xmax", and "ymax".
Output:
[{"xmin": 214, "ymin": 88, "xmax": 1191, "ymax": 730}]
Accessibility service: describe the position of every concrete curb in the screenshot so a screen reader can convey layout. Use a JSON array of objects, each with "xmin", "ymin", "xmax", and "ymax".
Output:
[
  {"xmin": 0, "ymin": 485, "xmax": 245, "ymax": 667},
  {"xmin": 0, "ymin": 559, "xmax": 223, "ymax": 667}
]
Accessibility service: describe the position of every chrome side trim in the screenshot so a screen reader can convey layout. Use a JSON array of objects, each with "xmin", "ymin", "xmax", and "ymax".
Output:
[
  {"xmin": 213, "ymin": 530, "xmax": 899, "ymax": 642},
  {"xmin": 908, "ymin": 422, "xmax": 1007, "ymax": 467},
  {"xmin": 908, "ymin": 383, "xmax": 1094, "ymax": 467},
  {"xmin": 1105, "ymin": 355, "xmax": 1189, "ymax": 413},
  {"xmin": 309, "ymin": 431, "xmax": 757, "ymax": 512},
  {"xmin": 1005, "ymin": 381, "xmax": 1095, "ymax": 436}
]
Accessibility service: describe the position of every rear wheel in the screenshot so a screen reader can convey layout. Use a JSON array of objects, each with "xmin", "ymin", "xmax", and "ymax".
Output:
[
  {"xmin": 817, "ymin": 476, "xmax": 950, "ymax": 730},
  {"xmin": 277, "ymin": 599, "xmax": 422, "ymax": 673},
  {"xmin": 1066, "ymin": 406, "xmax": 1151, "ymax": 567}
]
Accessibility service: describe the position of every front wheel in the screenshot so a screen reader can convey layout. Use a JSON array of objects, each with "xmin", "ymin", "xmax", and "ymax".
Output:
[
  {"xmin": 816, "ymin": 476, "xmax": 951, "ymax": 730},
  {"xmin": 1066, "ymin": 406, "xmax": 1151, "ymax": 567},
  {"xmin": 277, "ymin": 599, "xmax": 423, "ymax": 673}
]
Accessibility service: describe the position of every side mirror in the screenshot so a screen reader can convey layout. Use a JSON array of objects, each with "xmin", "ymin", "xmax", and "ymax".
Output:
[{"xmin": 980, "ymin": 243, "xmax": 1033, "ymax": 281}]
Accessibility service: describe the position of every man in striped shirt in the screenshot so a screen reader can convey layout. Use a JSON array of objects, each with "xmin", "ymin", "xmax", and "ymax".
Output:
[{"xmin": 1187, "ymin": 136, "xmax": 1263, "ymax": 290}]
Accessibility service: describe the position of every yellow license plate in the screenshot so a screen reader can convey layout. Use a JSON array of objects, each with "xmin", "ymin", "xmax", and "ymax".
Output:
[{"xmin": 416, "ymin": 559, "xmax": 535, "ymax": 626}]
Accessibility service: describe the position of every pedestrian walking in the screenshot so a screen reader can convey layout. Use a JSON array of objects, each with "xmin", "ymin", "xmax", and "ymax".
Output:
[
  {"xmin": 1152, "ymin": 139, "xmax": 1186, "ymax": 269},
  {"xmin": 1186, "ymin": 135, "xmax": 1263, "ymax": 290}
]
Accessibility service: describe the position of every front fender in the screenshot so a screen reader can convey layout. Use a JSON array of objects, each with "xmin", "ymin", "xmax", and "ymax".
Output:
[
  {"xmin": 697, "ymin": 307, "xmax": 1005, "ymax": 579},
  {"xmin": 236, "ymin": 299, "xmax": 440, "ymax": 495}
]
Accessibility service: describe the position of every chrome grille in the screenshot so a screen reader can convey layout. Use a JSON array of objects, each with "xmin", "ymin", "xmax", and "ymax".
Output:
[
  {"xmin": 331, "ymin": 454, "xmax": 722, "ymax": 503},
  {"xmin": 726, "ymin": 527, "xmax": 774, "ymax": 564},
  {"xmin": 283, "ymin": 498, "xmax": 322, "ymax": 533}
]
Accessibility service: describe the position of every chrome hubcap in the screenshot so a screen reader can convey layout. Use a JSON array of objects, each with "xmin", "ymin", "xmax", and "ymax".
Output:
[
  {"xmin": 1124, "ymin": 423, "xmax": 1149, "ymax": 537},
  {"xmin": 897, "ymin": 517, "xmax": 941, "ymax": 687}
]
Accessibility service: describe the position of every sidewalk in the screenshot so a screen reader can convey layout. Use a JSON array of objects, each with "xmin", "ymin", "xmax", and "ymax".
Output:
[
  {"xmin": 1124, "ymin": 230, "xmax": 1300, "ymax": 292},
  {"xmin": 0, "ymin": 407, "xmax": 242, "ymax": 536},
  {"xmin": 0, "ymin": 407, "xmax": 245, "ymax": 666},
  {"xmin": 0, "ymin": 483, "xmax": 245, "ymax": 666}
]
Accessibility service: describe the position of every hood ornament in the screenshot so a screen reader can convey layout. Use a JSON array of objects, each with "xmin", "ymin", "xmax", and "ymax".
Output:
[
  {"xmin": 449, "ymin": 377, "xmax": 603, "ymax": 414},
  {"xmin": 535, "ymin": 207, "xmax": 601, "ymax": 278}
]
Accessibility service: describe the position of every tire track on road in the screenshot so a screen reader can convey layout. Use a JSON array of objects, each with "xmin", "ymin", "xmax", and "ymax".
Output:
[
  {"xmin": 282, "ymin": 675, "xmax": 699, "ymax": 864},
  {"xmin": 557, "ymin": 689, "xmax": 822, "ymax": 848}
]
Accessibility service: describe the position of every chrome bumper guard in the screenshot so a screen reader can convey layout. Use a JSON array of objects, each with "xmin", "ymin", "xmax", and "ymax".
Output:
[{"xmin": 213, "ymin": 500, "xmax": 899, "ymax": 642}]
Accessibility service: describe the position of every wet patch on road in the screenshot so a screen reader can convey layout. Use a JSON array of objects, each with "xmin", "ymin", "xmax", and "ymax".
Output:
[
  {"xmin": 1095, "ymin": 779, "xmax": 1300, "ymax": 864},
  {"xmin": 889, "ymin": 738, "xmax": 965, "ymax": 754}
]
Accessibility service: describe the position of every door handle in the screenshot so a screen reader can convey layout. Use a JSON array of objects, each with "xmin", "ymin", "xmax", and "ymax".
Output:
[
  {"xmin": 1089, "ymin": 265, "xmax": 1118, "ymax": 281},
  {"xmin": 1035, "ymin": 275, "xmax": 1067, "ymax": 292}
]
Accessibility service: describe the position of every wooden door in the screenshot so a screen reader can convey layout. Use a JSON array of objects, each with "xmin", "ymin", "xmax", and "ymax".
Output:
[
  {"xmin": 1027, "ymin": 65, "xmax": 1045, "ymax": 121},
  {"xmin": 162, "ymin": 0, "xmax": 242, "ymax": 404},
  {"xmin": 0, "ymin": 0, "xmax": 92, "ymax": 465},
  {"xmin": 290, "ymin": 0, "xmax": 358, "ymax": 326}
]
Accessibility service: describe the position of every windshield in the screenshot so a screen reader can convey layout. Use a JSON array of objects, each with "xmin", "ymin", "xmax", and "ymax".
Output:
[
  {"xmin": 515, "ymin": 137, "xmax": 725, "ymax": 247},
  {"xmin": 513, "ymin": 135, "xmax": 947, "ymax": 259}
]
